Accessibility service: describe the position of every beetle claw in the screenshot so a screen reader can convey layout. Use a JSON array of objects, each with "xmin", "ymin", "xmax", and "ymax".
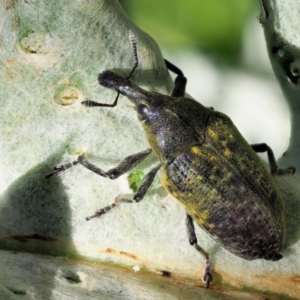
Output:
[
  {"xmin": 45, "ymin": 160, "xmax": 79, "ymax": 179},
  {"xmin": 288, "ymin": 166, "xmax": 296, "ymax": 174},
  {"xmin": 276, "ymin": 166, "xmax": 296, "ymax": 175},
  {"xmin": 45, "ymin": 165, "xmax": 65, "ymax": 178},
  {"xmin": 202, "ymin": 257, "xmax": 212, "ymax": 289}
]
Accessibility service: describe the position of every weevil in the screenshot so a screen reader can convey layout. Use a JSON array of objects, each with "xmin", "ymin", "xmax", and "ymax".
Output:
[{"xmin": 46, "ymin": 30, "xmax": 295, "ymax": 288}]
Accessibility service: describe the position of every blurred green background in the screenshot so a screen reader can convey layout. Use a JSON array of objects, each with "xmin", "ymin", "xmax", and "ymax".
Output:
[{"xmin": 120, "ymin": 0, "xmax": 258, "ymax": 60}]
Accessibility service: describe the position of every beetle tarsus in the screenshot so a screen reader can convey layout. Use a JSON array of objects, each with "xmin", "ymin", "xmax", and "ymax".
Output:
[
  {"xmin": 251, "ymin": 143, "xmax": 296, "ymax": 175},
  {"xmin": 45, "ymin": 161, "xmax": 78, "ymax": 179},
  {"xmin": 276, "ymin": 166, "xmax": 296, "ymax": 175},
  {"xmin": 288, "ymin": 166, "xmax": 296, "ymax": 174},
  {"xmin": 86, "ymin": 203, "xmax": 117, "ymax": 221},
  {"xmin": 186, "ymin": 214, "xmax": 212, "ymax": 287},
  {"xmin": 202, "ymin": 257, "xmax": 212, "ymax": 289}
]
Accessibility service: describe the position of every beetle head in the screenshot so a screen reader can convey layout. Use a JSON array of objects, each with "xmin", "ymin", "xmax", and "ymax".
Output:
[
  {"xmin": 98, "ymin": 70, "xmax": 162, "ymax": 115},
  {"xmin": 98, "ymin": 70, "xmax": 130, "ymax": 93},
  {"xmin": 98, "ymin": 70, "xmax": 145, "ymax": 104}
]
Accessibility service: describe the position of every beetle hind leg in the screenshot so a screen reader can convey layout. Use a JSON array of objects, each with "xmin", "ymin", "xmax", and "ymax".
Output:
[
  {"xmin": 251, "ymin": 143, "xmax": 296, "ymax": 175},
  {"xmin": 186, "ymin": 214, "xmax": 212, "ymax": 288}
]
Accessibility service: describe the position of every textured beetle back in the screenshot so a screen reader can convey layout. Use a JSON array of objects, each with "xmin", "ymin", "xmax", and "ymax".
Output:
[{"xmin": 163, "ymin": 111, "xmax": 285, "ymax": 260}]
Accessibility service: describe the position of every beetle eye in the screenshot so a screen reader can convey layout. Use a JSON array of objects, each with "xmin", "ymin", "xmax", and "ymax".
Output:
[
  {"xmin": 137, "ymin": 104, "xmax": 153, "ymax": 122},
  {"xmin": 137, "ymin": 104, "xmax": 149, "ymax": 115}
]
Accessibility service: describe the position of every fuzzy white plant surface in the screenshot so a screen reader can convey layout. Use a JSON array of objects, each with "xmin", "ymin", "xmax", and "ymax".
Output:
[{"xmin": 0, "ymin": 0, "xmax": 299, "ymax": 299}]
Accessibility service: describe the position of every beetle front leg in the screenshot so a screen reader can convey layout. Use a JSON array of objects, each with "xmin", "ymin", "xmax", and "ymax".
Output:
[
  {"xmin": 86, "ymin": 163, "xmax": 161, "ymax": 220},
  {"xmin": 78, "ymin": 149, "xmax": 152, "ymax": 179},
  {"xmin": 251, "ymin": 143, "xmax": 296, "ymax": 175},
  {"xmin": 186, "ymin": 214, "xmax": 212, "ymax": 288},
  {"xmin": 165, "ymin": 60, "xmax": 187, "ymax": 97},
  {"xmin": 45, "ymin": 148, "xmax": 152, "ymax": 179}
]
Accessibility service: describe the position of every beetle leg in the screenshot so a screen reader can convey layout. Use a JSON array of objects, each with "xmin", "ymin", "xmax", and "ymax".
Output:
[
  {"xmin": 251, "ymin": 143, "xmax": 296, "ymax": 175},
  {"xmin": 132, "ymin": 163, "xmax": 161, "ymax": 201},
  {"xmin": 45, "ymin": 148, "xmax": 152, "ymax": 179},
  {"xmin": 164, "ymin": 60, "xmax": 187, "ymax": 97},
  {"xmin": 186, "ymin": 214, "xmax": 209, "ymax": 258},
  {"xmin": 78, "ymin": 149, "xmax": 152, "ymax": 179},
  {"xmin": 86, "ymin": 163, "xmax": 161, "ymax": 220},
  {"xmin": 186, "ymin": 214, "xmax": 212, "ymax": 288}
]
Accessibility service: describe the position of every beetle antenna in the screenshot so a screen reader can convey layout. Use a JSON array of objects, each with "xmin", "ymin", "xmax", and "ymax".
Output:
[
  {"xmin": 82, "ymin": 94, "xmax": 119, "ymax": 107},
  {"xmin": 126, "ymin": 30, "xmax": 139, "ymax": 80},
  {"xmin": 82, "ymin": 30, "xmax": 138, "ymax": 108}
]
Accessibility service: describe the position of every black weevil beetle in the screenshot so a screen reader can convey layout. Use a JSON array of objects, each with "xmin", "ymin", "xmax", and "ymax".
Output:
[{"xmin": 46, "ymin": 30, "xmax": 295, "ymax": 288}]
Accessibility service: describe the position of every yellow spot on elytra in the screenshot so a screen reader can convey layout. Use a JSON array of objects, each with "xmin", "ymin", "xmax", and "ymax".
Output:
[
  {"xmin": 162, "ymin": 172, "xmax": 170, "ymax": 187},
  {"xmin": 223, "ymin": 148, "xmax": 232, "ymax": 158},
  {"xmin": 196, "ymin": 175, "xmax": 203, "ymax": 181},
  {"xmin": 191, "ymin": 146, "xmax": 202, "ymax": 156},
  {"xmin": 193, "ymin": 209, "xmax": 214, "ymax": 229},
  {"xmin": 207, "ymin": 128, "xmax": 218, "ymax": 140},
  {"xmin": 172, "ymin": 191, "xmax": 179, "ymax": 198},
  {"xmin": 209, "ymin": 155, "xmax": 217, "ymax": 161},
  {"xmin": 178, "ymin": 191, "xmax": 186, "ymax": 197},
  {"xmin": 184, "ymin": 201, "xmax": 212, "ymax": 228},
  {"xmin": 224, "ymin": 172, "xmax": 232, "ymax": 181}
]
